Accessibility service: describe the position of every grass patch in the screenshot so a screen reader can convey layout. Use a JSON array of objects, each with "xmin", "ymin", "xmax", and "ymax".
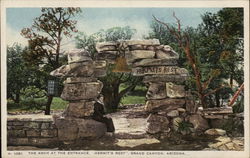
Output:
[
  {"xmin": 121, "ymin": 95, "xmax": 146, "ymax": 105},
  {"xmin": 7, "ymin": 84, "xmax": 147, "ymax": 112},
  {"xmin": 7, "ymin": 99, "xmax": 45, "ymax": 112},
  {"xmin": 120, "ymin": 84, "xmax": 147, "ymax": 105},
  {"xmin": 7, "ymin": 97, "xmax": 68, "ymax": 112},
  {"xmin": 51, "ymin": 97, "xmax": 68, "ymax": 110},
  {"xmin": 120, "ymin": 84, "xmax": 147, "ymax": 92}
]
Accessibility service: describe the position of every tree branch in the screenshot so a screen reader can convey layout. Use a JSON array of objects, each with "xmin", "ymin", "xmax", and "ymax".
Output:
[
  {"xmin": 46, "ymin": 43, "xmax": 57, "ymax": 51},
  {"xmin": 173, "ymin": 12, "xmax": 181, "ymax": 33},
  {"xmin": 118, "ymin": 83, "xmax": 137, "ymax": 99},
  {"xmin": 202, "ymin": 75, "xmax": 214, "ymax": 90},
  {"xmin": 38, "ymin": 45, "xmax": 55, "ymax": 68},
  {"xmin": 33, "ymin": 21, "xmax": 58, "ymax": 45},
  {"xmin": 228, "ymin": 83, "xmax": 244, "ymax": 107},
  {"xmin": 203, "ymin": 85, "xmax": 226, "ymax": 97},
  {"xmin": 153, "ymin": 15, "xmax": 182, "ymax": 44}
]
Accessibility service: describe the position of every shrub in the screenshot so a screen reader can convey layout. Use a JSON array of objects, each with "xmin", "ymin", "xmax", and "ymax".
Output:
[
  {"xmin": 21, "ymin": 86, "xmax": 46, "ymax": 100},
  {"xmin": 177, "ymin": 121, "xmax": 193, "ymax": 134}
]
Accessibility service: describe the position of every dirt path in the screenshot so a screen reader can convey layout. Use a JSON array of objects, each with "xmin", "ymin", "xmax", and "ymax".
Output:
[{"xmin": 107, "ymin": 104, "xmax": 149, "ymax": 139}]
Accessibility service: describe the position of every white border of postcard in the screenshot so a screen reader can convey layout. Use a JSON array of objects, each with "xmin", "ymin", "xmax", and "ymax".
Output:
[{"xmin": 1, "ymin": 0, "xmax": 249, "ymax": 158}]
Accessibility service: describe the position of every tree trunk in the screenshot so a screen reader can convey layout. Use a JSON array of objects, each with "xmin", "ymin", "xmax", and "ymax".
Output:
[
  {"xmin": 103, "ymin": 93, "xmax": 120, "ymax": 112},
  {"xmin": 111, "ymin": 83, "xmax": 120, "ymax": 109},
  {"xmin": 111, "ymin": 97, "xmax": 121, "ymax": 110},
  {"xmin": 208, "ymin": 95, "xmax": 214, "ymax": 107},
  {"xmin": 200, "ymin": 94, "xmax": 206, "ymax": 108},
  {"xmin": 14, "ymin": 93, "xmax": 20, "ymax": 104},
  {"xmin": 45, "ymin": 95, "xmax": 53, "ymax": 115},
  {"xmin": 215, "ymin": 92, "xmax": 220, "ymax": 107},
  {"xmin": 102, "ymin": 82, "xmax": 121, "ymax": 112},
  {"xmin": 103, "ymin": 92, "xmax": 113, "ymax": 112},
  {"xmin": 230, "ymin": 75, "xmax": 233, "ymax": 88},
  {"xmin": 102, "ymin": 76, "xmax": 138, "ymax": 112}
]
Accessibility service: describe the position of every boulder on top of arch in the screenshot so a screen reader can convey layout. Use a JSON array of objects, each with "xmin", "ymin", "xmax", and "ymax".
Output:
[
  {"xmin": 95, "ymin": 39, "xmax": 179, "ymax": 65},
  {"xmin": 95, "ymin": 39, "xmax": 160, "ymax": 52}
]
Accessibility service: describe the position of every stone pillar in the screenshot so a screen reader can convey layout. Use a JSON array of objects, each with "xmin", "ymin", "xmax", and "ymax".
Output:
[
  {"xmin": 50, "ymin": 49, "xmax": 108, "ymax": 142},
  {"xmin": 126, "ymin": 40, "xmax": 189, "ymax": 136},
  {"xmin": 95, "ymin": 39, "xmax": 191, "ymax": 136}
]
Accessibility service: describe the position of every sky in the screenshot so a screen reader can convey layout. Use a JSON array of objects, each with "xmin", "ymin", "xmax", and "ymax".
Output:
[{"xmin": 6, "ymin": 7, "xmax": 221, "ymax": 51}]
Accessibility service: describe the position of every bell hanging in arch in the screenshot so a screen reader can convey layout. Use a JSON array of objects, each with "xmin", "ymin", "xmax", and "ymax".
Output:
[{"xmin": 112, "ymin": 56, "xmax": 131, "ymax": 72}]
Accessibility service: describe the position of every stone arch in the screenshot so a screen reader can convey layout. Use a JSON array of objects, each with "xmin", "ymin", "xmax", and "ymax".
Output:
[{"xmin": 50, "ymin": 39, "xmax": 197, "ymax": 142}]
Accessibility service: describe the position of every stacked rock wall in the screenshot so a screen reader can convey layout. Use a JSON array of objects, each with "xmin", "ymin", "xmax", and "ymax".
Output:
[
  {"xmin": 7, "ymin": 115, "xmax": 59, "ymax": 147},
  {"xmin": 50, "ymin": 50, "xmax": 108, "ymax": 142},
  {"xmin": 95, "ymin": 39, "xmax": 197, "ymax": 136}
]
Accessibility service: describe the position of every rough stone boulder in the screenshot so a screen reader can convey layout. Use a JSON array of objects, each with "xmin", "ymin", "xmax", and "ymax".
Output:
[
  {"xmin": 51, "ymin": 49, "xmax": 108, "ymax": 78},
  {"xmin": 65, "ymin": 77, "xmax": 97, "ymax": 84},
  {"xmin": 68, "ymin": 61, "xmax": 94, "ymax": 77},
  {"xmin": 155, "ymin": 50, "xmax": 178, "ymax": 59},
  {"xmin": 177, "ymin": 108, "xmax": 186, "ymax": 113},
  {"xmin": 67, "ymin": 49, "xmax": 92, "ymax": 63},
  {"xmin": 50, "ymin": 61, "xmax": 95, "ymax": 77},
  {"xmin": 95, "ymin": 51, "xmax": 117, "ymax": 63},
  {"xmin": 61, "ymin": 81, "xmax": 103, "ymax": 101},
  {"xmin": 205, "ymin": 128, "xmax": 227, "ymax": 136},
  {"xmin": 133, "ymin": 58, "xmax": 177, "ymax": 67},
  {"xmin": 145, "ymin": 98, "xmax": 185, "ymax": 112},
  {"xmin": 93, "ymin": 60, "xmax": 107, "ymax": 77},
  {"xmin": 185, "ymin": 99, "xmax": 197, "ymax": 113},
  {"xmin": 96, "ymin": 39, "xmax": 160, "ymax": 52},
  {"xmin": 50, "ymin": 65, "xmax": 70, "ymax": 77},
  {"xmin": 146, "ymin": 114, "xmax": 169, "ymax": 134},
  {"xmin": 207, "ymin": 136, "xmax": 232, "ymax": 150},
  {"xmin": 54, "ymin": 117, "xmax": 107, "ymax": 141},
  {"xmin": 207, "ymin": 136, "xmax": 243, "ymax": 150},
  {"xmin": 125, "ymin": 50, "xmax": 155, "ymax": 63},
  {"xmin": 96, "ymin": 42, "xmax": 117, "ymax": 52},
  {"xmin": 64, "ymin": 100, "xmax": 95, "ymax": 118},
  {"xmin": 167, "ymin": 110, "xmax": 179, "ymax": 117},
  {"xmin": 125, "ymin": 39, "xmax": 160, "ymax": 46},
  {"xmin": 188, "ymin": 114, "xmax": 209, "ymax": 131},
  {"xmin": 146, "ymin": 82, "xmax": 167, "ymax": 100},
  {"xmin": 166, "ymin": 82, "xmax": 186, "ymax": 98},
  {"xmin": 155, "ymin": 45, "xmax": 179, "ymax": 59}
]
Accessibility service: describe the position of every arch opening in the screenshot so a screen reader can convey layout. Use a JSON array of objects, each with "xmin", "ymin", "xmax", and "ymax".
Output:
[{"xmin": 50, "ymin": 39, "xmax": 190, "ymax": 143}]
